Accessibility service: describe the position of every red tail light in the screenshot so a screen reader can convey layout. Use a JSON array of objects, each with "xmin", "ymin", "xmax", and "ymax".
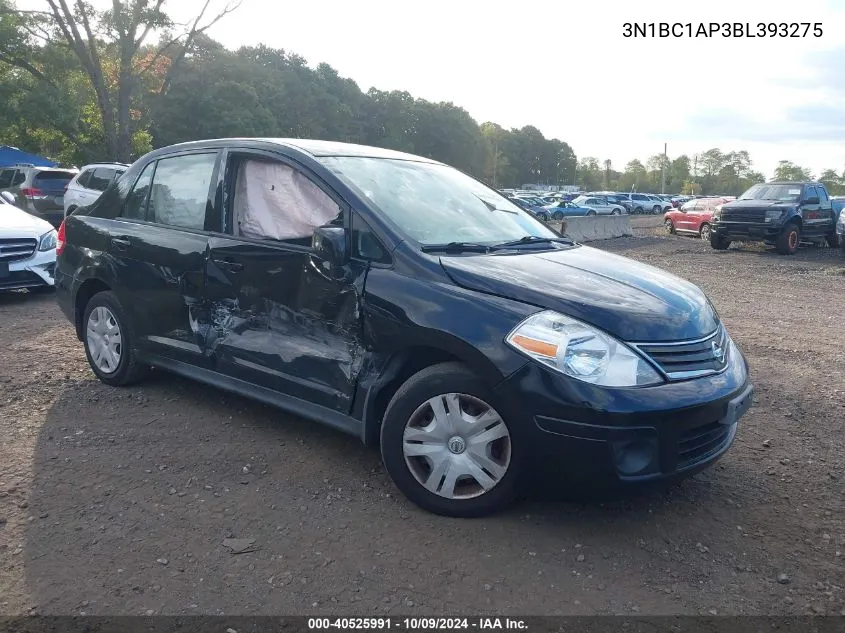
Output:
[
  {"xmin": 20, "ymin": 187, "xmax": 46, "ymax": 199},
  {"xmin": 56, "ymin": 220, "xmax": 66, "ymax": 256}
]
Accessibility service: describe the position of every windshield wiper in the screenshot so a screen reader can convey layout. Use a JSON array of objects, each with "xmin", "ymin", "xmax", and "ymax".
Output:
[
  {"xmin": 492, "ymin": 235, "xmax": 574, "ymax": 249},
  {"xmin": 421, "ymin": 241, "xmax": 493, "ymax": 254}
]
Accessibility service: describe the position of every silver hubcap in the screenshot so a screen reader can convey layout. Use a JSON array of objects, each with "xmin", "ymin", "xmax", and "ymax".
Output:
[
  {"xmin": 86, "ymin": 306, "xmax": 122, "ymax": 374},
  {"xmin": 403, "ymin": 393, "xmax": 512, "ymax": 500}
]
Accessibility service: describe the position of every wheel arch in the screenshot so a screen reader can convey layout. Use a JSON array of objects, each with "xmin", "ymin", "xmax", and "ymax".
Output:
[
  {"xmin": 359, "ymin": 341, "xmax": 510, "ymax": 447},
  {"xmin": 73, "ymin": 277, "xmax": 112, "ymax": 340}
]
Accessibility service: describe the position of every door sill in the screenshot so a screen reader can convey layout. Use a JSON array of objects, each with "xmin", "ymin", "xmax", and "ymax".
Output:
[{"xmin": 142, "ymin": 355, "xmax": 363, "ymax": 439}]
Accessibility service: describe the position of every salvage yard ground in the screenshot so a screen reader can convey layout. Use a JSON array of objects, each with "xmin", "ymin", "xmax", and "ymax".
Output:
[{"xmin": 1, "ymin": 225, "xmax": 844, "ymax": 616}]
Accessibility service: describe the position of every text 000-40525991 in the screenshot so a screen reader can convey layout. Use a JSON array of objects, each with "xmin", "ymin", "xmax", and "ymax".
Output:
[{"xmin": 622, "ymin": 22, "xmax": 823, "ymax": 38}]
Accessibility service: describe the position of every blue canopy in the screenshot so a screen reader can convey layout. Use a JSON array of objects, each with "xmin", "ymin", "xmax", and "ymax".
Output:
[{"xmin": 0, "ymin": 145, "xmax": 57, "ymax": 168}]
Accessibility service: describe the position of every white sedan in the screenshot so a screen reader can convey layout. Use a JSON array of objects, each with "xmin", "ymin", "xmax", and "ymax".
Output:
[
  {"xmin": 570, "ymin": 195, "xmax": 625, "ymax": 215},
  {"xmin": 0, "ymin": 191, "xmax": 57, "ymax": 292}
]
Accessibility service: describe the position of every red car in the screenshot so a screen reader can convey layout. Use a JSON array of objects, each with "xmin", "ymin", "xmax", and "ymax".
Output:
[{"xmin": 664, "ymin": 197, "xmax": 732, "ymax": 241}]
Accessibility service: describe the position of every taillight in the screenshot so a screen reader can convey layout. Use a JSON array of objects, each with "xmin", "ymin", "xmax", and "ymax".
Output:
[
  {"xmin": 56, "ymin": 220, "xmax": 66, "ymax": 256},
  {"xmin": 20, "ymin": 187, "xmax": 46, "ymax": 199}
]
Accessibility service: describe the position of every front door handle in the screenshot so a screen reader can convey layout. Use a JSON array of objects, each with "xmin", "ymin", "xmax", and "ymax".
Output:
[
  {"xmin": 111, "ymin": 237, "xmax": 131, "ymax": 250},
  {"xmin": 213, "ymin": 258, "xmax": 244, "ymax": 272}
]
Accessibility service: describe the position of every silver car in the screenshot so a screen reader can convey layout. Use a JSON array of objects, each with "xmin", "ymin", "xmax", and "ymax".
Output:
[{"xmin": 570, "ymin": 195, "xmax": 625, "ymax": 216}]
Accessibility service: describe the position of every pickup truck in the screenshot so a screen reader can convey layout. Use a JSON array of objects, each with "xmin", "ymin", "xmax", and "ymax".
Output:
[{"xmin": 710, "ymin": 181, "xmax": 838, "ymax": 255}]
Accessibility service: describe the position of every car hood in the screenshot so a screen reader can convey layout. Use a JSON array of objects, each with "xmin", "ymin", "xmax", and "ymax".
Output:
[
  {"xmin": 0, "ymin": 204, "xmax": 54, "ymax": 237},
  {"xmin": 439, "ymin": 245, "xmax": 718, "ymax": 342}
]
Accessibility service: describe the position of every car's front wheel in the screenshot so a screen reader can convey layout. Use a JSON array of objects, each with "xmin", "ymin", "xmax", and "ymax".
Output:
[
  {"xmin": 710, "ymin": 232, "xmax": 731, "ymax": 250},
  {"xmin": 665, "ymin": 219, "xmax": 675, "ymax": 234},
  {"xmin": 380, "ymin": 363, "xmax": 522, "ymax": 517},
  {"xmin": 552, "ymin": 210, "xmax": 564, "ymax": 220},
  {"xmin": 82, "ymin": 290, "xmax": 148, "ymax": 386},
  {"xmin": 776, "ymin": 221, "xmax": 800, "ymax": 255}
]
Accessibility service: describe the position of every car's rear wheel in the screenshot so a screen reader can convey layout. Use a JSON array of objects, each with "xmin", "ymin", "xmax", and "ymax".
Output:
[
  {"xmin": 82, "ymin": 291, "xmax": 148, "ymax": 386},
  {"xmin": 699, "ymin": 223, "xmax": 712, "ymax": 241},
  {"xmin": 634, "ymin": 206, "xmax": 643, "ymax": 215},
  {"xmin": 652, "ymin": 205, "xmax": 661, "ymax": 214},
  {"xmin": 826, "ymin": 231, "xmax": 840, "ymax": 248},
  {"xmin": 664, "ymin": 219, "xmax": 675, "ymax": 234},
  {"xmin": 380, "ymin": 363, "xmax": 522, "ymax": 517},
  {"xmin": 776, "ymin": 221, "xmax": 800, "ymax": 255}
]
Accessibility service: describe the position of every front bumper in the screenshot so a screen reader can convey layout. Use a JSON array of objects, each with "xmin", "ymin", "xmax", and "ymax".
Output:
[
  {"xmin": 712, "ymin": 220, "xmax": 780, "ymax": 241},
  {"xmin": 497, "ymin": 341, "xmax": 752, "ymax": 488},
  {"xmin": 1, "ymin": 249, "xmax": 56, "ymax": 290}
]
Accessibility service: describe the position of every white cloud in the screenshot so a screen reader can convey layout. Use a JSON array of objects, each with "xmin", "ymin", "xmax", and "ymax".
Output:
[{"xmin": 16, "ymin": 0, "xmax": 845, "ymax": 178}]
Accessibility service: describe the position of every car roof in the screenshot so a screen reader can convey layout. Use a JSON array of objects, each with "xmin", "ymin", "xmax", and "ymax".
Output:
[
  {"xmin": 149, "ymin": 138, "xmax": 442, "ymax": 164},
  {"xmin": 80, "ymin": 162, "xmax": 130, "ymax": 170}
]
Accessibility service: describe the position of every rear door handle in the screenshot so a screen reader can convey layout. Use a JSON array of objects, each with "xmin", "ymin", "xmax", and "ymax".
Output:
[
  {"xmin": 111, "ymin": 237, "xmax": 131, "ymax": 250},
  {"xmin": 213, "ymin": 259, "xmax": 244, "ymax": 272}
]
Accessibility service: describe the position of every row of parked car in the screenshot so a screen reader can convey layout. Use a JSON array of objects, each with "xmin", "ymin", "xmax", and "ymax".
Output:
[
  {"xmin": 0, "ymin": 161, "xmax": 127, "ymax": 229},
  {"xmin": 665, "ymin": 182, "xmax": 845, "ymax": 256},
  {"xmin": 499, "ymin": 189, "xmax": 702, "ymax": 220}
]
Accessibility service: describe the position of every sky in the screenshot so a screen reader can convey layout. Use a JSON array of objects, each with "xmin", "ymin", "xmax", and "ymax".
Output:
[{"xmin": 18, "ymin": 0, "xmax": 845, "ymax": 179}]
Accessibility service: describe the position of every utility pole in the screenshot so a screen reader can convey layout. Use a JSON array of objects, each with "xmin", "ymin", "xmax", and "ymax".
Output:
[
  {"xmin": 661, "ymin": 142, "xmax": 667, "ymax": 194},
  {"xmin": 492, "ymin": 138, "xmax": 498, "ymax": 188}
]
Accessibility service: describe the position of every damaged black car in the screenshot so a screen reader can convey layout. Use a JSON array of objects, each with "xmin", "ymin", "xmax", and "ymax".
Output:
[{"xmin": 55, "ymin": 139, "xmax": 753, "ymax": 517}]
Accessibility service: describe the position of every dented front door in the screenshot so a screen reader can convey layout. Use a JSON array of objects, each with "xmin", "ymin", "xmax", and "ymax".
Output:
[{"xmin": 203, "ymin": 237, "xmax": 365, "ymax": 414}]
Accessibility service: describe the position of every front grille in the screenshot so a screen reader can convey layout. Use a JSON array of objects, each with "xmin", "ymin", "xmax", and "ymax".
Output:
[
  {"xmin": 0, "ymin": 270, "xmax": 46, "ymax": 290},
  {"xmin": 633, "ymin": 326, "xmax": 729, "ymax": 381},
  {"xmin": 721, "ymin": 208, "xmax": 765, "ymax": 222},
  {"xmin": 0, "ymin": 238, "xmax": 37, "ymax": 263},
  {"xmin": 678, "ymin": 421, "xmax": 732, "ymax": 469}
]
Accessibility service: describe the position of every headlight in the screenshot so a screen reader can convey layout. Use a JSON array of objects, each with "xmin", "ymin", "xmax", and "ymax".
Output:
[
  {"xmin": 505, "ymin": 310, "xmax": 663, "ymax": 387},
  {"xmin": 765, "ymin": 209, "xmax": 785, "ymax": 223},
  {"xmin": 38, "ymin": 229, "xmax": 57, "ymax": 252}
]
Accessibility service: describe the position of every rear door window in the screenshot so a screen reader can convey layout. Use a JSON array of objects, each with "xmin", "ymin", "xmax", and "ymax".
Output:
[
  {"xmin": 76, "ymin": 169, "xmax": 94, "ymax": 189},
  {"xmin": 148, "ymin": 153, "xmax": 218, "ymax": 231},
  {"xmin": 87, "ymin": 168, "xmax": 116, "ymax": 192},
  {"xmin": 121, "ymin": 162, "xmax": 156, "ymax": 221},
  {"xmin": 0, "ymin": 169, "xmax": 14, "ymax": 188}
]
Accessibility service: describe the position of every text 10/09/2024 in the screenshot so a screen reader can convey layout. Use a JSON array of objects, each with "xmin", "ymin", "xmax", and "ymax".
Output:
[{"xmin": 623, "ymin": 22, "xmax": 823, "ymax": 38}]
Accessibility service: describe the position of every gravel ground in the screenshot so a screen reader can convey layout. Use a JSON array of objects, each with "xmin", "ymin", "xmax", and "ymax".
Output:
[{"xmin": 1, "ymin": 227, "xmax": 844, "ymax": 617}]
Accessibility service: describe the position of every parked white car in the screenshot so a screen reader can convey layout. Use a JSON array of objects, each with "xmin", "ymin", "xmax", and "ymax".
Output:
[
  {"xmin": 63, "ymin": 162, "xmax": 128, "ymax": 215},
  {"xmin": 570, "ymin": 195, "xmax": 625, "ymax": 215},
  {"xmin": 0, "ymin": 191, "xmax": 56, "ymax": 292}
]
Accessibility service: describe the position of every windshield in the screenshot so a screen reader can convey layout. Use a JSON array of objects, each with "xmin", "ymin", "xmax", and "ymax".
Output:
[
  {"xmin": 739, "ymin": 184, "xmax": 802, "ymax": 202},
  {"xmin": 322, "ymin": 157, "xmax": 557, "ymax": 245}
]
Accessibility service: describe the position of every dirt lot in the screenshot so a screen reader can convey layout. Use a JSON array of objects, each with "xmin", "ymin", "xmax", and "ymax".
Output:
[{"xmin": 1, "ymin": 227, "xmax": 844, "ymax": 617}]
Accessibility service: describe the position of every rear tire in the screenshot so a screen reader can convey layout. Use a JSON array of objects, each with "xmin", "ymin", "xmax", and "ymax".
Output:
[
  {"xmin": 82, "ymin": 291, "xmax": 148, "ymax": 387},
  {"xmin": 380, "ymin": 362, "xmax": 523, "ymax": 517},
  {"xmin": 552, "ymin": 210, "xmax": 564, "ymax": 221},
  {"xmin": 710, "ymin": 232, "xmax": 731, "ymax": 250},
  {"xmin": 699, "ymin": 223, "xmax": 712, "ymax": 241},
  {"xmin": 652, "ymin": 205, "xmax": 661, "ymax": 214},
  {"xmin": 826, "ymin": 232, "xmax": 840, "ymax": 248},
  {"xmin": 776, "ymin": 221, "xmax": 800, "ymax": 255},
  {"xmin": 634, "ymin": 206, "xmax": 643, "ymax": 215},
  {"xmin": 611, "ymin": 209, "xmax": 620, "ymax": 216}
]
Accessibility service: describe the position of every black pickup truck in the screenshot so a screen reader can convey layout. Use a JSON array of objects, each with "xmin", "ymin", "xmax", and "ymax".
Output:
[{"xmin": 709, "ymin": 181, "xmax": 838, "ymax": 255}]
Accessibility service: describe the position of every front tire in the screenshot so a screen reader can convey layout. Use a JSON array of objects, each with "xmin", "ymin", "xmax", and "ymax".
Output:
[
  {"xmin": 380, "ymin": 363, "xmax": 522, "ymax": 517},
  {"xmin": 776, "ymin": 221, "xmax": 800, "ymax": 255},
  {"xmin": 826, "ymin": 232, "xmax": 840, "ymax": 248},
  {"xmin": 710, "ymin": 232, "xmax": 731, "ymax": 250},
  {"xmin": 82, "ymin": 291, "xmax": 148, "ymax": 386},
  {"xmin": 664, "ymin": 219, "xmax": 675, "ymax": 234},
  {"xmin": 552, "ymin": 210, "xmax": 564, "ymax": 221}
]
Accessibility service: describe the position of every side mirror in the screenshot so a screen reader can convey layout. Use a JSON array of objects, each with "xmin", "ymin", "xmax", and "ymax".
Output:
[
  {"xmin": 806, "ymin": 196, "xmax": 820, "ymax": 205},
  {"xmin": 312, "ymin": 226, "xmax": 348, "ymax": 273},
  {"xmin": 0, "ymin": 191, "xmax": 14, "ymax": 205}
]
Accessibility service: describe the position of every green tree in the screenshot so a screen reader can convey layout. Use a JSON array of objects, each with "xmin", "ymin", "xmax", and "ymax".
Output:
[
  {"xmin": 773, "ymin": 160, "xmax": 813, "ymax": 182},
  {"xmin": 2, "ymin": 0, "xmax": 241, "ymax": 161},
  {"xmin": 818, "ymin": 168, "xmax": 842, "ymax": 195}
]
